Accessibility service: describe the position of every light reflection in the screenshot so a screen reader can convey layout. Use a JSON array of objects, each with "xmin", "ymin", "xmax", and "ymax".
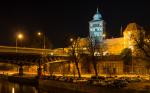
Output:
[
  {"xmin": 12, "ymin": 87, "xmax": 15, "ymax": 93},
  {"xmin": 50, "ymin": 52, "xmax": 54, "ymax": 56}
]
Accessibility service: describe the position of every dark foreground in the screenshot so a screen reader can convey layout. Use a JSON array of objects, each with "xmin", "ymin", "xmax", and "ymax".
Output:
[
  {"xmin": 39, "ymin": 79, "xmax": 150, "ymax": 93},
  {"xmin": 0, "ymin": 75, "xmax": 150, "ymax": 93},
  {"xmin": 0, "ymin": 79, "xmax": 87, "ymax": 93}
]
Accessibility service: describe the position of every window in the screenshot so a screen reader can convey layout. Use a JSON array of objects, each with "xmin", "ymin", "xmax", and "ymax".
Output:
[{"xmin": 93, "ymin": 24, "xmax": 99, "ymax": 27}]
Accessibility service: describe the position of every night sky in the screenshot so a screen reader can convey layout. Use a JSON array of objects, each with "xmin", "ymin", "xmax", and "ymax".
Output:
[{"xmin": 0, "ymin": 1, "xmax": 150, "ymax": 48}]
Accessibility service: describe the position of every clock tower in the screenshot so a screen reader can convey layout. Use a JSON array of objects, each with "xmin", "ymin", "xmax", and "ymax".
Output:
[{"xmin": 89, "ymin": 8, "xmax": 105, "ymax": 45}]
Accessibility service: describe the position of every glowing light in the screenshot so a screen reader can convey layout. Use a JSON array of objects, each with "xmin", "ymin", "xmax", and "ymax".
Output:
[
  {"xmin": 102, "ymin": 34, "xmax": 106, "ymax": 38},
  {"xmin": 50, "ymin": 52, "xmax": 54, "ymax": 56},
  {"xmin": 37, "ymin": 32, "xmax": 41, "ymax": 36},
  {"xmin": 17, "ymin": 33, "xmax": 23, "ymax": 39},
  {"xmin": 129, "ymin": 46, "xmax": 134, "ymax": 51},
  {"xmin": 103, "ymin": 51, "xmax": 108, "ymax": 56},
  {"xmin": 70, "ymin": 38, "xmax": 73, "ymax": 42},
  {"xmin": 94, "ymin": 52, "xmax": 100, "ymax": 56},
  {"xmin": 83, "ymin": 47, "xmax": 87, "ymax": 50},
  {"xmin": 12, "ymin": 87, "xmax": 15, "ymax": 93}
]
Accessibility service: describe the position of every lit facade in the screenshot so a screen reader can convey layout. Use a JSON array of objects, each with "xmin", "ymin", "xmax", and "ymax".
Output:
[
  {"xmin": 123, "ymin": 23, "xmax": 145, "ymax": 49},
  {"xmin": 34, "ymin": 9, "xmax": 148, "ymax": 76},
  {"xmin": 89, "ymin": 8, "xmax": 106, "ymax": 45},
  {"xmin": 101, "ymin": 23, "xmax": 145, "ymax": 55}
]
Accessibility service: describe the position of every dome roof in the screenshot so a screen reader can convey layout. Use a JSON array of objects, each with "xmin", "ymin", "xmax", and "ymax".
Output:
[{"xmin": 93, "ymin": 8, "xmax": 102, "ymax": 20}]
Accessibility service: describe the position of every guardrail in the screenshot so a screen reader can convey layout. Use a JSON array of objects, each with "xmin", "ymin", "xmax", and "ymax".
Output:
[{"xmin": 0, "ymin": 46, "xmax": 69, "ymax": 56}]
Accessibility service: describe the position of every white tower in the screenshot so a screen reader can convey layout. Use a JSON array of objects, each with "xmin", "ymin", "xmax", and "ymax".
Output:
[{"xmin": 89, "ymin": 8, "xmax": 105, "ymax": 45}]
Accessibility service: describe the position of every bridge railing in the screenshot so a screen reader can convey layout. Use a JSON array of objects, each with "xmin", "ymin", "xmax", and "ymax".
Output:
[
  {"xmin": 0, "ymin": 46, "xmax": 69, "ymax": 56},
  {"xmin": 0, "ymin": 46, "xmax": 52, "ymax": 54}
]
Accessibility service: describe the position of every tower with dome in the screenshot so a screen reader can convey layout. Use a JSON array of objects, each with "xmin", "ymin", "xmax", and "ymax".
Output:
[{"xmin": 89, "ymin": 8, "xmax": 106, "ymax": 45}]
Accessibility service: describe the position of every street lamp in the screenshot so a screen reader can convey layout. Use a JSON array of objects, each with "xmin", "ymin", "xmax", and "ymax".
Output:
[
  {"xmin": 15, "ymin": 33, "xmax": 24, "ymax": 76},
  {"xmin": 70, "ymin": 38, "xmax": 73, "ymax": 42},
  {"xmin": 37, "ymin": 32, "xmax": 45, "ymax": 49},
  {"xmin": 37, "ymin": 31, "xmax": 46, "ymax": 78},
  {"xmin": 16, "ymin": 33, "xmax": 24, "ymax": 52},
  {"xmin": 37, "ymin": 32, "xmax": 41, "ymax": 36}
]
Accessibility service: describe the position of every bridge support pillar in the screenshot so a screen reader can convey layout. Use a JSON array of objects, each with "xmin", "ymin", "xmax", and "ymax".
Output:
[
  {"xmin": 19, "ymin": 65, "xmax": 23, "ymax": 76},
  {"xmin": 37, "ymin": 66, "xmax": 42, "ymax": 78}
]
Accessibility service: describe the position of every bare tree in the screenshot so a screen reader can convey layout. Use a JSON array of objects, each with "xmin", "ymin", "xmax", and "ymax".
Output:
[
  {"xmin": 132, "ymin": 28, "xmax": 150, "ymax": 73},
  {"xmin": 135, "ymin": 34, "xmax": 150, "ymax": 59},
  {"xmin": 86, "ymin": 37, "xmax": 105, "ymax": 77},
  {"xmin": 68, "ymin": 36, "xmax": 81, "ymax": 78}
]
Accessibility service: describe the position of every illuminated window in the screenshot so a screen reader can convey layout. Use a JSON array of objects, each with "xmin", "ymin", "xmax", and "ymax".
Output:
[
  {"xmin": 93, "ymin": 24, "xmax": 99, "ymax": 27},
  {"xmin": 95, "ymin": 28, "xmax": 97, "ymax": 31}
]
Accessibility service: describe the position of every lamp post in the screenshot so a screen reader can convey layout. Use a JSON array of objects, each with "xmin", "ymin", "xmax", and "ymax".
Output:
[
  {"xmin": 70, "ymin": 38, "xmax": 75, "ymax": 78},
  {"xmin": 16, "ymin": 33, "xmax": 23, "ymax": 52},
  {"xmin": 16, "ymin": 33, "xmax": 24, "ymax": 76},
  {"xmin": 37, "ymin": 32, "xmax": 46, "ymax": 78},
  {"xmin": 37, "ymin": 32, "xmax": 46, "ymax": 49},
  {"xmin": 70, "ymin": 38, "xmax": 73, "ymax": 42}
]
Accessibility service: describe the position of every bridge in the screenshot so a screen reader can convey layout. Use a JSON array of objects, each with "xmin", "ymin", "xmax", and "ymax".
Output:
[
  {"xmin": 0, "ymin": 46, "xmax": 70, "ymax": 65},
  {"xmin": 0, "ymin": 46, "xmax": 71, "ymax": 76},
  {"xmin": 0, "ymin": 46, "xmax": 68, "ymax": 55}
]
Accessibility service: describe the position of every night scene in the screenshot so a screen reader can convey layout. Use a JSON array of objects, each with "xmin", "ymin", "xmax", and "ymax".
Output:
[{"xmin": 0, "ymin": 1, "xmax": 149, "ymax": 93}]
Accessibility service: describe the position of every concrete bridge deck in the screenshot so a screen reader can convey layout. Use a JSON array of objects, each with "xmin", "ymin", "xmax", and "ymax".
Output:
[{"xmin": 0, "ymin": 46, "xmax": 70, "ymax": 65}]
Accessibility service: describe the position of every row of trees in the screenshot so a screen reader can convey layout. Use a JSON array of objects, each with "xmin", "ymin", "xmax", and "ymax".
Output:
[
  {"xmin": 23, "ymin": 28, "xmax": 150, "ymax": 77},
  {"xmin": 68, "ymin": 36, "xmax": 105, "ymax": 78},
  {"xmin": 69, "ymin": 29, "xmax": 150, "ymax": 78}
]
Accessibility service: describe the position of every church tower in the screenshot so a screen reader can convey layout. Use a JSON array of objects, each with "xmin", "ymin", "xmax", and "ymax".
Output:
[{"xmin": 89, "ymin": 8, "xmax": 105, "ymax": 45}]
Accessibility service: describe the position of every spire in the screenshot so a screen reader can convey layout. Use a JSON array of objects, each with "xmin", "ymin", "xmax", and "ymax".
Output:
[
  {"xmin": 93, "ymin": 8, "xmax": 102, "ymax": 20},
  {"xmin": 96, "ymin": 8, "xmax": 99, "ymax": 13}
]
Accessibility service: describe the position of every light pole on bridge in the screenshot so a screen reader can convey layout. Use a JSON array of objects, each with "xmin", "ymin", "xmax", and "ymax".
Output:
[
  {"xmin": 37, "ymin": 31, "xmax": 46, "ymax": 78},
  {"xmin": 16, "ymin": 32, "xmax": 24, "ymax": 76},
  {"xmin": 16, "ymin": 33, "xmax": 24, "ymax": 52}
]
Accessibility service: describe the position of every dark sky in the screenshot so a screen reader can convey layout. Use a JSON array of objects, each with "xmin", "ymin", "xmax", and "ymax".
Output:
[{"xmin": 0, "ymin": 1, "xmax": 150, "ymax": 48}]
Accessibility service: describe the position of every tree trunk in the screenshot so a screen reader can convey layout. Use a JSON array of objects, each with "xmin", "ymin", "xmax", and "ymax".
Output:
[
  {"xmin": 92, "ymin": 56, "xmax": 98, "ymax": 77},
  {"xmin": 93, "ymin": 62, "xmax": 98, "ymax": 76},
  {"xmin": 37, "ymin": 65, "xmax": 42, "ymax": 78},
  {"xmin": 75, "ymin": 62, "xmax": 81, "ymax": 78}
]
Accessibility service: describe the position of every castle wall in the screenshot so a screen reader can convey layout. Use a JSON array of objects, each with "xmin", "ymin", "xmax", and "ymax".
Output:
[{"xmin": 104, "ymin": 37, "xmax": 124, "ymax": 55}]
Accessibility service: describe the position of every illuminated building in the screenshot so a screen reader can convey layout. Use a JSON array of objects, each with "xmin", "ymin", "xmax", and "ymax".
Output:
[
  {"xmin": 46, "ymin": 9, "xmax": 147, "ymax": 76},
  {"xmin": 123, "ymin": 23, "xmax": 145, "ymax": 50},
  {"xmin": 89, "ymin": 8, "xmax": 106, "ymax": 45}
]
